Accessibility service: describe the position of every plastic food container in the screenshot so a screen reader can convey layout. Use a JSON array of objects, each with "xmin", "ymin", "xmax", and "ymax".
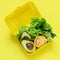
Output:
[{"xmin": 5, "ymin": 2, "xmax": 52, "ymax": 55}]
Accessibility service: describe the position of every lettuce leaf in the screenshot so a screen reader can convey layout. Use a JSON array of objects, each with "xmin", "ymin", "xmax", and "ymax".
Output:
[{"xmin": 17, "ymin": 17, "xmax": 56, "ymax": 41}]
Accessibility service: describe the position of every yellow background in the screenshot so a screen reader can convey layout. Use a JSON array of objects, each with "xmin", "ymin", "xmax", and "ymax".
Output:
[{"xmin": 0, "ymin": 0, "xmax": 60, "ymax": 60}]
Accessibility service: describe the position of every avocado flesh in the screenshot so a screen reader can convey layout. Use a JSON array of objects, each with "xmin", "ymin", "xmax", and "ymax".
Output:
[
  {"xmin": 21, "ymin": 32, "xmax": 31, "ymax": 40},
  {"xmin": 21, "ymin": 40, "xmax": 36, "ymax": 53}
]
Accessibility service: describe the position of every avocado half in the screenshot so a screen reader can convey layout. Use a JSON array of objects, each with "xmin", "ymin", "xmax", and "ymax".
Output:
[
  {"xmin": 21, "ymin": 32, "xmax": 31, "ymax": 40},
  {"xmin": 21, "ymin": 40, "xmax": 36, "ymax": 53}
]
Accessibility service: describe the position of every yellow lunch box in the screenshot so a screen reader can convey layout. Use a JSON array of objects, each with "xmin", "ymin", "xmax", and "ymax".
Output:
[{"xmin": 5, "ymin": 1, "xmax": 52, "ymax": 55}]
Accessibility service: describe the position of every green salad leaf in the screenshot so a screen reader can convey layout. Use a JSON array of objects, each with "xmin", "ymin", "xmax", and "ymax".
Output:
[
  {"xmin": 28, "ymin": 28, "xmax": 43, "ymax": 39},
  {"xmin": 16, "ymin": 26, "xmax": 28, "ymax": 39},
  {"xmin": 16, "ymin": 17, "xmax": 56, "ymax": 41}
]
